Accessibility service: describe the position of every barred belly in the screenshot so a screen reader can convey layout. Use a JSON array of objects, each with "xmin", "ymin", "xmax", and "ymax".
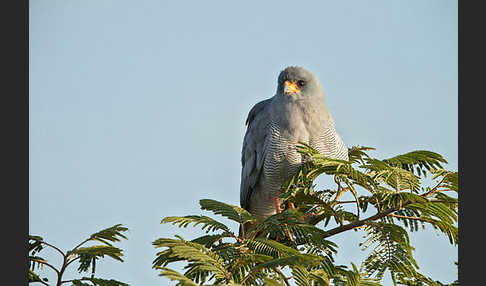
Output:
[{"xmin": 248, "ymin": 123, "xmax": 304, "ymax": 220}]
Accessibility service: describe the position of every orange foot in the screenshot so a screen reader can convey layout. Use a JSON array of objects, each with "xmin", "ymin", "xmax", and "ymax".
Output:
[{"xmin": 273, "ymin": 197, "xmax": 281, "ymax": 214}]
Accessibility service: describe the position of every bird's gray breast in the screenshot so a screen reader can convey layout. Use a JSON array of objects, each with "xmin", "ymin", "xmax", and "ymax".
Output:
[
  {"xmin": 263, "ymin": 121, "xmax": 304, "ymax": 187},
  {"xmin": 248, "ymin": 120, "xmax": 304, "ymax": 218},
  {"xmin": 264, "ymin": 103, "xmax": 346, "ymax": 186},
  {"xmin": 259, "ymin": 103, "xmax": 316, "ymax": 200},
  {"xmin": 248, "ymin": 98, "xmax": 347, "ymax": 218}
]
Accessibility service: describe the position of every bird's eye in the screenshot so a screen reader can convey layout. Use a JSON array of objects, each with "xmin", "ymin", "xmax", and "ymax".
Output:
[{"xmin": 297, "ymin": 80, "xmax": 306, "ymax": 87}]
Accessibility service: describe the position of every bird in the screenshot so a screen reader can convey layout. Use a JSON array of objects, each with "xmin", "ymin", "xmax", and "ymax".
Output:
[{"xmin": 239, "ymin": 66, "xmax": 348, "ymax": 237}]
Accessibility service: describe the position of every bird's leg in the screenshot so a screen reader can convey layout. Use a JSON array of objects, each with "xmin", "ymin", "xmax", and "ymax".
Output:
[
  {"xmin": 273, "ymin": 198, "xmax": 294, "ymax": 242},
  {"xmin": 273, "ymin": 197, "xmax": 282, "ymax": 214},
  {"xmin": 273, "ymin": 198, "xmax": 282, "ymax": 242}
]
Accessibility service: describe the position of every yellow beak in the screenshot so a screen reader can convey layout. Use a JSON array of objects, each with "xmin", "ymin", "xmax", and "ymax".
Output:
[{"xmin": 284, "ymin": 80, "xmax": 300, "ymax": 95}]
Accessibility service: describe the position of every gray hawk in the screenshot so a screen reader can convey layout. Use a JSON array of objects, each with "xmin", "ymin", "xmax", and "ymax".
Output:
[{"xmin": 239, "ymin": 66, "xmax": 348, "ymax": 236}]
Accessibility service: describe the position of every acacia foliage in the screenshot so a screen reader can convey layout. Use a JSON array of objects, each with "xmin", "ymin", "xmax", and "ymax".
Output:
[
  {"xmin": 153, "ymin": 144, "xmax": 458, "ymax": 286},
  {"xmin": 29, "ymin": 224, "xmax": 129, "ymax": 286}
]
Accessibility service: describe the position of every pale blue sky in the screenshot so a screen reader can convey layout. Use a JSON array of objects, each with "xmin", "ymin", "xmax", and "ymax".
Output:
[{"xmin": 29, "ymin": 1, "xmax": 457, "ymax": 285}]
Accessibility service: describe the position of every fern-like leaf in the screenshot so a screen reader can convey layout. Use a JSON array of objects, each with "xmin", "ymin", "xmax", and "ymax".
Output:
[
  {"xmin": 89, "ymin": 224, "xmax": 128, "ymax": 246},
  {"xmin": 162, "ymin": 215, "xmax": 232, "ymax": 233},
  {"xmin": 75, "ymin": 245, "xmax": 124, "ymax": 273},
  {"xmin": 153, "ymin": 236, "xmax": 230, "ymax": 281},
  {"xmin": 383, "ymin": 150, "xmax": 447, "ymax": 176},
  {"xmin": 360, "ymin": 223, "xmax": 417, "ymax": 281},
  {"xmin": 156, "ymin": 267, "xmax": 199, "ymax": 286},
  {"xmin": 199, "ymin": 199, "xmax": 256, "ymax": 224}
]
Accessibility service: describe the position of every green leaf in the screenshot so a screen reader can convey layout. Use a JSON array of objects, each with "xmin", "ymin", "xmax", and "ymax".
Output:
[
  {"xmin": 291, "ymin": 265, "xmax": 311, "ymax": 286},
  {"xmin": 89, "ymin": 224, "xmax": 128, "ymax": 246},
  {"xmin": 162, "ymin": 215, "xmax": 231, "ymax": 233},
  {"xmin": 29, "ymin": 235, "xmax": 44, "ymax": 255},
  {"xmin": 153, "ymin": 144, "xmax": 456, "ymax": 286},
  {"xmin": 152, "ymin": 236, "xmax": 230, "ymax": 281},
  {"xmin": 383, "ymin": 150, "xmax": 447, "ymax": 175},
  {"xmin": 199, "ymin": 199, "xmax": 256, "ymax": 224},
  {"xmin": 360, "ymin": 223, "xmax": 418, "ymax": 281},
  {"xmin": 156, "ymin": 267, "xmax": 200, "ymax": 286},
  {"xmin": 263, "ymin": 277, "xmax": 286, "ymax": 286},
  {"xmin": 246, "ymin": 237, "xmax": 304, "ymax": 260},
  {"xmin": 28, "ymin": 269, "xmax": 44, "ymax": 283},
  {"xmin": 75, "ymin": 245, "xmax": 124, "ymax": 273},
  {"xmin": 72, "ymin": 277, "xmax": 130, "ymax": 286}
]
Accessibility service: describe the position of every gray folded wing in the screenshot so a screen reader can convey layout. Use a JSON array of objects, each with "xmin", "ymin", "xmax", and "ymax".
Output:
[{"xmin": 239, "ymin": 98, "xmax": 272, "ymax": 211}]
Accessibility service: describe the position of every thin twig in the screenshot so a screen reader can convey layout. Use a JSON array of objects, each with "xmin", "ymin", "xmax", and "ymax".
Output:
[
  {"xmin": 30, "ymin": 259, "xmax": 60, "ymax": 275},
  {"xmin": 60, "ymin": 277, "xmax": 94, "ymax": 284},
  {"xmin": 31, "ymin": 280, "xmax": 49, "ymax": 286},
  {"xmin": 342, "ymin": 177, "xmax": 360, "ymax": 220},
  {"xmin": 39, "ymin": 241, "xmax": 66, "ymax": 259},
  {"xmin": 241, "ymin": 263, "xmax": 265, "ymax": 285},
  {"xmin": 273, "ymin": 267, "xmax": 291, "ymax": 286},
  {"xmin": 240, "ymin": 272, "xmax": 253, "ymax": 285},
  {"xmin": 331, "ymin": 175, "xmax": 348, "ymax": 206},
  {"xmin": 64, "ymin": 256, "xmax": 81, "ymax": 268},
  {"xmin": 336, "ymin": 200, "xmax": 358, "ymax": 204},
  {"xmin": 199, "ymin": 274, "xmax": 207, "ymax": 286},
  {"xmin": 422, "ymin": 174, "xmax": 450, "ymax": 198},
  {"xmin": 71, "ymin": 238, "xmax": 92, "ymax": 253}
]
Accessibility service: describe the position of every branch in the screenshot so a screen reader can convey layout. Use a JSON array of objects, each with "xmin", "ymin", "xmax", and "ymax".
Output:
[
  {"xmin": 57, "ymin": 250, "xmax": 74, "ymax": 286},
  {"xmin": 323, "ymin": 202, "xmax": 412, "ymax": 238},
  {"xmin": 328, "ymin": 169, "xmax": 458, "ymax": 235}
]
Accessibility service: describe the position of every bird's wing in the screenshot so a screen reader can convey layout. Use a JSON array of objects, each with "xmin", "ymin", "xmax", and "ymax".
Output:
[
  {"xmin": 240, "ymin": 98, "xmax": 272, "ymax": 211},
  {"xmin": 321, "ymin": 115, "xmax": 349, "ymax": 161}
]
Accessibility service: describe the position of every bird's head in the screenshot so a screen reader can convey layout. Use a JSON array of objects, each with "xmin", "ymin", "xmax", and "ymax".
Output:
[{"xmin": 276, "ymin": 66, "xmax": 323, "ymax": 100}]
